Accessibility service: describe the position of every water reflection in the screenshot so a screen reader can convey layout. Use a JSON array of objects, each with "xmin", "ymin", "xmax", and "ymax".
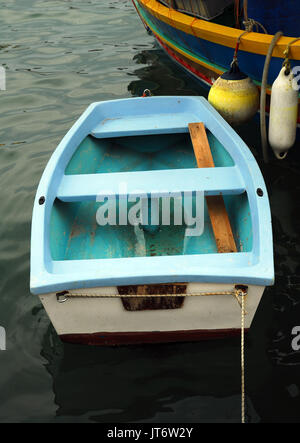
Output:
[
  {"xmin": 127, "ymin": 47, "xmax": 206, "ymax": 98},
  {"xmin": 43, "ymin": 325, "xmax": 247, "ymax": 423}
]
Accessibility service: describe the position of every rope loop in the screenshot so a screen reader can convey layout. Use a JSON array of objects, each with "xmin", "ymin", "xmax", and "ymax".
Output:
[
  {"xmin": 243, "ymin": 18, "xmax": 267, "ymax": 35},
  {"xmin": 142, "ymin": 89, "xmax": 152, "ymax": 97},
  {"xmin": 233, "ymin": 19, "xmax": 268, "ymax": 64},
  {"xmin": 282, "ymin": 37, "xmax": 300, "ymax": 75}
]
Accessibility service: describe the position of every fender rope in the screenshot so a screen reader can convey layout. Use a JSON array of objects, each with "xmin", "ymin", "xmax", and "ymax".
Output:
[
  {"xmin": 243, "ymin": 0, "xmax": 267, "ymax": 34},
  {"xmin": 232, "ymin": 18, "xmax": 267, "ymax": 67},
  {"xmin": 282, "ymin": 37, "xmax": 300, "ymax": 75},
  {"xmin": 260, "ymin": 31, "xmax": 284, "ymax": 163}
]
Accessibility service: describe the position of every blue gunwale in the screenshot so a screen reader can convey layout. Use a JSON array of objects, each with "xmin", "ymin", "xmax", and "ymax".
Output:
[{"xmin": 30, "ymin": 96, "xmax": 274, "ymax": 295}]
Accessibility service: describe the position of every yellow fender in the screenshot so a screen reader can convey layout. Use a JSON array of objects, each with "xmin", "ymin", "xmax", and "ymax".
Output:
[{"xmin": 208, "ymin": 63, "xmax": 259, "ymax": 126}]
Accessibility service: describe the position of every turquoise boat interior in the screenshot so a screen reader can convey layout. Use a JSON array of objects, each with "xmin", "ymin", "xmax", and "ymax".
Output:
[
  {"xmin": 50, "ymin": 131, "xmax": 252, "ymax": 262},
  {"xmin": 30, "ymin": 96, "xmax": 273, "ymax": 294}
]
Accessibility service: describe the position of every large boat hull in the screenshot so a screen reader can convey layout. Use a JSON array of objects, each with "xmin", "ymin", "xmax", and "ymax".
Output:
[{"xmin": 133, "ymin": 0, "xmax": 300, "ymax": 130}]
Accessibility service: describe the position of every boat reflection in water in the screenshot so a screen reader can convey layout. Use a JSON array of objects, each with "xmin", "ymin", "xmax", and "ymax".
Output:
[
  {"xmin": 41, "ymin": 291, "xmax": 300, "ymax": 424},
  {"xmin": 127, "ymin": 48, "xmax": 205, "ymax": 98},
  {"xmin": 42, "ymin": 324, "xmax": 255, "ymax": 423}
]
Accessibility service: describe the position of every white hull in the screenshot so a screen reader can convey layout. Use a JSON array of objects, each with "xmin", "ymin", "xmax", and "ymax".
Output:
[{"xmin": 39, "ymin": 283, "xmax": 265, "ymax": 345}]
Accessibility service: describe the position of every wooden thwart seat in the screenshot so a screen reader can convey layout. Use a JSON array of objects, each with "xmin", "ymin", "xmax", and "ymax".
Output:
[{"xmin": 189, "ymin": 122, "xmax": 237, "ymax": 253}]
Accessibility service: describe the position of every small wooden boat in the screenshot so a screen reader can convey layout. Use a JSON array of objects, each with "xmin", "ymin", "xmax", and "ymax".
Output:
[
  {"xmin": 132, "ymin": 0, "xmax": 300, "ymax": 131},
  {"xmin": 30, "ymin": 96, "xmax": 274, "ymax": 345}
]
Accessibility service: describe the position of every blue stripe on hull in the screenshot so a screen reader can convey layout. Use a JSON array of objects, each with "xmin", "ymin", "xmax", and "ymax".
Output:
[{"xmin": 141, "ymin": 5, "xmax": 298, "ymax": 86}]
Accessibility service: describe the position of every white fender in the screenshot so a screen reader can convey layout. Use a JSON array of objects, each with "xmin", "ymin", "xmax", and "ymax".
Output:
[{"xmin": 269, "ymin": 67, "xmax": 299, "ymax": 159}]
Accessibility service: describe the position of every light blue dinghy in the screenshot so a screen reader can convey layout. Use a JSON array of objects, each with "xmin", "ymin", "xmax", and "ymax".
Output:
[{"xmin": 30, "ymin": 96, "xmax": 274, "ymax": 345}]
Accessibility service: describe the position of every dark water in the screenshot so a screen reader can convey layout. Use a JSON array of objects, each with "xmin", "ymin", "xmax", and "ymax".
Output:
[{"xmin": 0, "ymin": 0, "xmax": 300, "ymax": 423}]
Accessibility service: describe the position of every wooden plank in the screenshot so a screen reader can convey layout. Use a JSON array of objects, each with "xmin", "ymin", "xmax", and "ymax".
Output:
[{"xmin": 189, "ymin": 122, "xmax": 237, "ymax": 253}]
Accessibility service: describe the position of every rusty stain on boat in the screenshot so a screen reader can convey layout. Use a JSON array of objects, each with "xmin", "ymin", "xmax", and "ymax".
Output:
[{"xmin": 119, "ymin": 283, "xmax": 186, "ymax": 311}]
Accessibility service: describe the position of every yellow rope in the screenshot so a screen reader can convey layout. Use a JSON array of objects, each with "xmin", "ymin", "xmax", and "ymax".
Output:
[
  {"xmin": 57, "ymin": 289, "xmax": 249, "ymax": 316},
  {"xmin": 283, "ymin": 37, "xmax": 300, "ymax": 74},
  {"xmin": 59, "ymin": 290, "xmax": 237, "ymax": 299},
  {"xmin": 241, "ymin": 291, "xmax": 246, "ymax": 423}
]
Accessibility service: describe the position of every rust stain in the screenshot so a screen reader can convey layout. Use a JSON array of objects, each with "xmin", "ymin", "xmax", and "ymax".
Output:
[
  {"xmin": 70, "ymin": 221, "xmax": 86, "ymax": 240},
  {"xmin": 101, "ymin": 117, "xmax": 121, "ymax": 126},
  {"xmin": 118, "ymin": 283, "xmax": 187, "ymax": 312},
  {"xmin": 90, "ymin": 221, "xmax": 98, "ymax": 246}
]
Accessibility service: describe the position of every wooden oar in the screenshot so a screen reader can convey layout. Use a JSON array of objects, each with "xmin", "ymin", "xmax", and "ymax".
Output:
[{"xmin": 189, "ymin": 122, "xmax": 237, "ymax": 253}]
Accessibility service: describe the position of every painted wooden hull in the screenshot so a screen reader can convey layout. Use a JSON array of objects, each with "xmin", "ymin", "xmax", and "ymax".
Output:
[
  {"xmin": 133, "ymin": 0, "xmax": 300, "ymax": 129},
  {"xmin": 39, "ymin": 283, "xmax": 264, "ymax": 345},
  {"xmin": 30, "ymin": 96, "xmax": 274, "ymax": 346}
]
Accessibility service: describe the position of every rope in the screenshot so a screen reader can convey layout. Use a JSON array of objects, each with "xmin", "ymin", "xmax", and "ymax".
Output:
[
  {"xmin": 142, "ymin": 89, "xmax": 152, "ymax": 97},
  {"xmin": 232, "ymin": 30, "xmax": 250, "ymax": 65},
  {"xmin": 56, "ymin": 288, "xmax": 249, "ymax": 304},
  {"xmin": 259, "ymin": 29, "xmax": 300, "ymax": 163},
  {"xmin": 243, "ymin": 0, "xmax": 248, "ymax": 22},
  {"xmin": 244, "ymin": 18, "xmax": 267, "ymax": 35},
  {"xmin": 242, "ymin": 0, "xmax": 268, "ymax": 35},
  {"xmin": 232, "ymin": 18, "xmax": 267, "ymax": 67},
  {"xmin": 240, "ymin": 290, "xmax": 247, "ymax": 423},
  {"xmin": 235, "ymin": 0, "xmax": 241, "ymax": 29},
  {"xmin": 283, "ymin": 37, "xmax": 300, "ymax": 75},
  {"xmin": 58, "ymin": 289, "xmax": 238, "ymax": 300},
  {"xmin": 260, "ymin": 31, "xmax": 284, "ymax": 163}
]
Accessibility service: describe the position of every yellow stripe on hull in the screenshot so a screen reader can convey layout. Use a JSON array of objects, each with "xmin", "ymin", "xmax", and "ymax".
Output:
[
  {"xmin": 145, "ymin": 18, "xmax": 224, "ymax": 76},
  {"xmin": 137, "ymin": 0, "xmax": 300, "ymax": 59}
]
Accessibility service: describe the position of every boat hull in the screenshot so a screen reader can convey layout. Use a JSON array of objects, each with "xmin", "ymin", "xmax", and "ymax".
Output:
[
  {"xmin": 133, "ymin": 0, "xmax": 300, "ymax": 131},
  {"xmin": 30, "ymin": 96, "xmax": 274, "ymax": 346},
  {"xmin": 39, "ymin": 283, "xmax": 264, "ymax": 346}
]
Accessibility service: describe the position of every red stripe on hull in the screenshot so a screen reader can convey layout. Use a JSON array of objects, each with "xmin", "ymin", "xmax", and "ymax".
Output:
[
  {"xmin": 156, "ymin": 35, "xmax": 215, "ymax": 86},
  {"xmin": 60, "ymin": 328, "xmax": 249, "ymax": 346}
]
